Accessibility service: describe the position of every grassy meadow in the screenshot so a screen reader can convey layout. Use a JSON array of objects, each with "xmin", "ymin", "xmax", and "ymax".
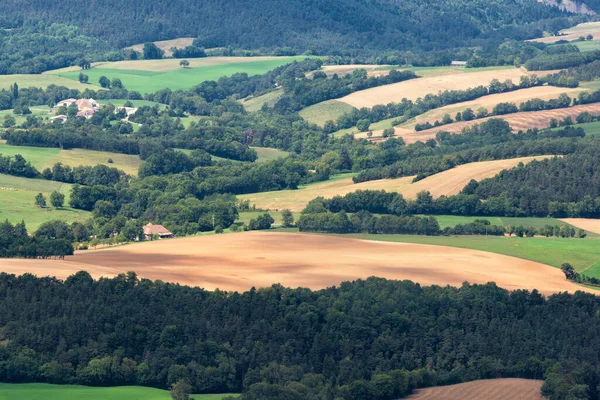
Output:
[
  {"xmin": 298, "ymin": 100, "xmax": 355, "ymax": 126},
  {"xmin": 431, "ymin": 215, "xmax": 577, "ymax": 229},
  {"xmin": 0, "ymin": 106, "xmax": 51, "ymax": 126},
  {"xmin": 0, "ymin": 174, "xmax": 90, "ymax": 230},
  {"xmin": 323, "ymin": 233, "xmax": 600, "ymax": 277},
  {"xmin": 0, "ymin": 142, "xmax": 142, "ymax": 176},
  {"xmin": 0, "ymin": 383, "xmax": 236, "ymax": 400},
  {"xmin": 242, "ymin": 90, "xmax": 283, "ymax": 112},
  {"xmin": 51, "ymin": 56, "xmax": 311, "ymax": 93}
]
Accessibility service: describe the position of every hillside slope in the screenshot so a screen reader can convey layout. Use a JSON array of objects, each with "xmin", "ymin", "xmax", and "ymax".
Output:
[{"xmin": 0, "ymin": 0, "xmax": 582, "ymax": 53}]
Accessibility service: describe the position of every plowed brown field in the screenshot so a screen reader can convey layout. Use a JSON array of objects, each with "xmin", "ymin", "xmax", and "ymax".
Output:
[
  {"xmin": 398, "ymin": 86, "xmax": 585, "ymax": 130},
  {"xmin": 239, "ymin": 156, "xmax": 553, "ymax": 211},
  {"xmin": 338, "ymin": 68, "xmax": 543, "ymax": 108},
  {"xmin": 386, "ymin": 103, "xmax": 600, "ymax": 144},
  {"xmin": 0, "ymin": 232, "xmax": 586, "ymax": 294},
  {"xmin": 406, "ymin": 379, "xmax": 544, "ymax": 400}
]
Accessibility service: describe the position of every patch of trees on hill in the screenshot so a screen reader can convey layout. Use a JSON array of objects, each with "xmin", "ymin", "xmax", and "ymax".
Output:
[
  {"xmin": 353, "ymin": 121, "xmax": 585, "ymax": 183},
  {"xmin": 0, "ymin": 220, "xmax": 73, "ymax": 258},
  {"xmin": 524, "ymin": 49, "xmax": 600, "ymax": 71},
  {"xmin": 1, "ymin": 274, "xmax": 600, "ymax": 399}
]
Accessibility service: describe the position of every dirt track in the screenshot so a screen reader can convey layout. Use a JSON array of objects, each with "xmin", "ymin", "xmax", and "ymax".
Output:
[
  {"xmin": 0, "ymin": 232, "xmax": 586, "ymax": 294},
  {"xmin": 406, "ymin": 379, "xmax": 544, "ymax": 400},
  {"xmin": 239, "ymin": 156, "xmax": 553, "ymax": 211}
]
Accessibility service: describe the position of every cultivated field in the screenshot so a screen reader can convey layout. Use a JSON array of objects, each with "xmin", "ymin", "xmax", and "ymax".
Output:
[
  {"xmin": 0, "ymin": 383, "xmax": 234, "ymax": 400},
  {"xmin": 341, "ymin": 233, "xmax": 600, "ymax": 277},
  {"xmin": 0, "ymin": 74, "xmax": 101, "ymax": 91},
  {"xmin": 0, "ymin": 231, "xmax": 586, "ymax": 295},
  {"xmin": 434, "ymin": 215, "xmax": 577, "ymax": 229},
  {"xmin": 560, "ymin": 218, "xmax": 600, "ymax": 235},
  {"xmin": 299, "ymin": 100, "xmax": 356, "ymax": 126},
  {"xmin": 0, "ymin": 142, "xmax": 143, "ymax": 176},
  {"xmin": 239, "ymin": 156, "xmax": 553, "ymax": 211},
  {"xmin": 0, "ymin": 174, "xmax": 90, "ymax": 230},
  {"xmin": 406, "ymin": 379, "xmax": 544, "ymax": 400},
  {"xmin": 529, "ymin": 21, "xmax": 600, "ymax": 44},
  {"xmin": 398, "ymin": 85, "xmax": 586, "ymax": 130},
  {"xmin": 384, "ymin": 103, "xmax": 600, "ymax": 144},
  {"xmin": 337, "ymin": 67, "xmax": 540, "ymax": 108},
  {"xmin": 124, "ymin": 37, "xmax": 196, "ymax": 57},
  {"xmin": 49, "ymin": 56, "xmax": 311, "ymax": 93}
]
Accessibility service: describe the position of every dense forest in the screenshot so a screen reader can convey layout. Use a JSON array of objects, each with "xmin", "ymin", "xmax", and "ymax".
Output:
[
  {"xmin": 0, "ymin": 274, "xmax": 599, "ymax": 400},
  {"xmin": 0, "ymin": 0, "xmax": 590, "ymax": 73}
]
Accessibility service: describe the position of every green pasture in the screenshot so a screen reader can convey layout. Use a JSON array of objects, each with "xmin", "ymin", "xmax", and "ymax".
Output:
[
  {"xmin": 298, "ymin": 100, "xmax": 355, "ymax": 126},
  {"xmin": 242, "ymin": 90, "xmax": 283, "ymax": 112},
  {"xmin": 237, "ymin": 211, "xmax": 299, "ymax": 226},
  {"xmin": 331, "ymin": 233, "xmax": 600, "ymax": 277},
  {"xmin": 0, "ymin": 106, "xmax": 52, "ymax": 126},
  {"xmin": 0, "ymin": 383, "xmax": 237, "ymax": 400},
  {"xmin": 0, "ymin": 174, "xmax": 90, "ymax": 230},
  {"xmin": 573, "ymin": 40, "xmax": 600, "ymax": 52},
  {"xmin": 52, "ymin": 57, "xmax": 310, "ymax": 93},
  {"xmin": 552, "ymin": 120, "xmax": 600, "ymax": 137},
  {"xmin": 0, "ymin": 142, "xmax": 142, "ymax": 176},
  {"xmin": 178, "ymin": 146, "xmax": 289, "ymax": 163},
  {"xmin": 251, "ymin": 146, "xmax": 290, "ymax": 162},
  {"xmin": 430, "ymin": 215, "xmax": 573, "ymax": 229}
]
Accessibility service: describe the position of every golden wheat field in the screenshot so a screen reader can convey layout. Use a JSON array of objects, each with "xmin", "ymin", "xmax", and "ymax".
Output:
[{"xmin": 239, "ymin": 156, "xmax": 553, "ymax": 211}]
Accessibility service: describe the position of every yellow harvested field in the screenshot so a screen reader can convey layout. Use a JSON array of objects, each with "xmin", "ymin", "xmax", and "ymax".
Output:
[
  {"xmin": 314, "ymin": 64, "xmax": 393, "ymax": 77},
  {"xmin": 559, "ymin": 218, "xmax": 600, "ymax": 235},
  {"xmin": 338, "ymin": 68, "xmax": 541, "ymax": 108},
  {"xmin": 529, "ymin": 21, "xmax": 600, "ymax": 43},
  {"xmin": 406, "ymin": 379, "xmax": 544, "ymax": 400},
  {"xmin": 124, "ymin": 38, "xmax": 196, "ymax": 56},
  {"xmin": 388, "ymin": 103, "xmax": 600, "ymax": 144},
  {"xmin": 0, "ymin": 232, "xmax": 587, "ymax": 294},
  {"xmin": 239, "ymin": 156, "xmax": 552, "ymax": 211},
  {"xmin": 400, "ymin": 86, "xmax": 586, "ymax": 130}
]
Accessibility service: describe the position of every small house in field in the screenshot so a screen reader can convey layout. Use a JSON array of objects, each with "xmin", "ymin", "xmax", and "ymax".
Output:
[
  {"xmin": 56, "ymin": 98, "xmax": 78, "ymax": 108},
  {"xmin": 115, "ymin": 106, "xmax": 138, "ymax": 119},
  {"xmin": 451, "ymin": 61, "xmax": 467, "ymax": 67},
  {"xmin": 143, "ymin": 223, "xmax": 174, "ymax": 240},
  {"xmin": 50, "ymin": 115, "xmax": 68, "ymax": 123}
]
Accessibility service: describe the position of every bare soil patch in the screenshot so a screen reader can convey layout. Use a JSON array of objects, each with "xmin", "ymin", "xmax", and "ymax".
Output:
[
  {"xmin": 338, "ymin": 68, "xmax": 543, "ymax": 108},
  {"xmin": 124, "ymin": 38, "xmax": 195, "ymax": 57},
  {"xmin": 0, "ymin": 232, "xmax": 585, "ymax": 294},
  {"xmin": 239, "ymin": 156, "xmax": 552, "ymax": 211},
  {"xmin": 406, "ymin": 379, "xmax": 544, "ymax": 400},
  {"xmin": 560, "ymin": 218, "xmax": 600, "ymax": 235},
  {"xmin": 388, "ymin": 103, "xmax": 600, "ymax": 144}
]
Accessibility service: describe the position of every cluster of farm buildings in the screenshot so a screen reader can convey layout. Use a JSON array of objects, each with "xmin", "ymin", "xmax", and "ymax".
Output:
[{"xmin": 50, "ymin": 98, "xmax": 137, "ymax": 122}]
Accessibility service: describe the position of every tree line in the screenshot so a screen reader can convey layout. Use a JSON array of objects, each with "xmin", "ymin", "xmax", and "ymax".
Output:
[
  {"xmin": 0, "ymin": 220, "xmax": 73, "ymax": 258},
  {"xmin": 2, "ymin": 273, "xmax": 600, "ymax": 399}
]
